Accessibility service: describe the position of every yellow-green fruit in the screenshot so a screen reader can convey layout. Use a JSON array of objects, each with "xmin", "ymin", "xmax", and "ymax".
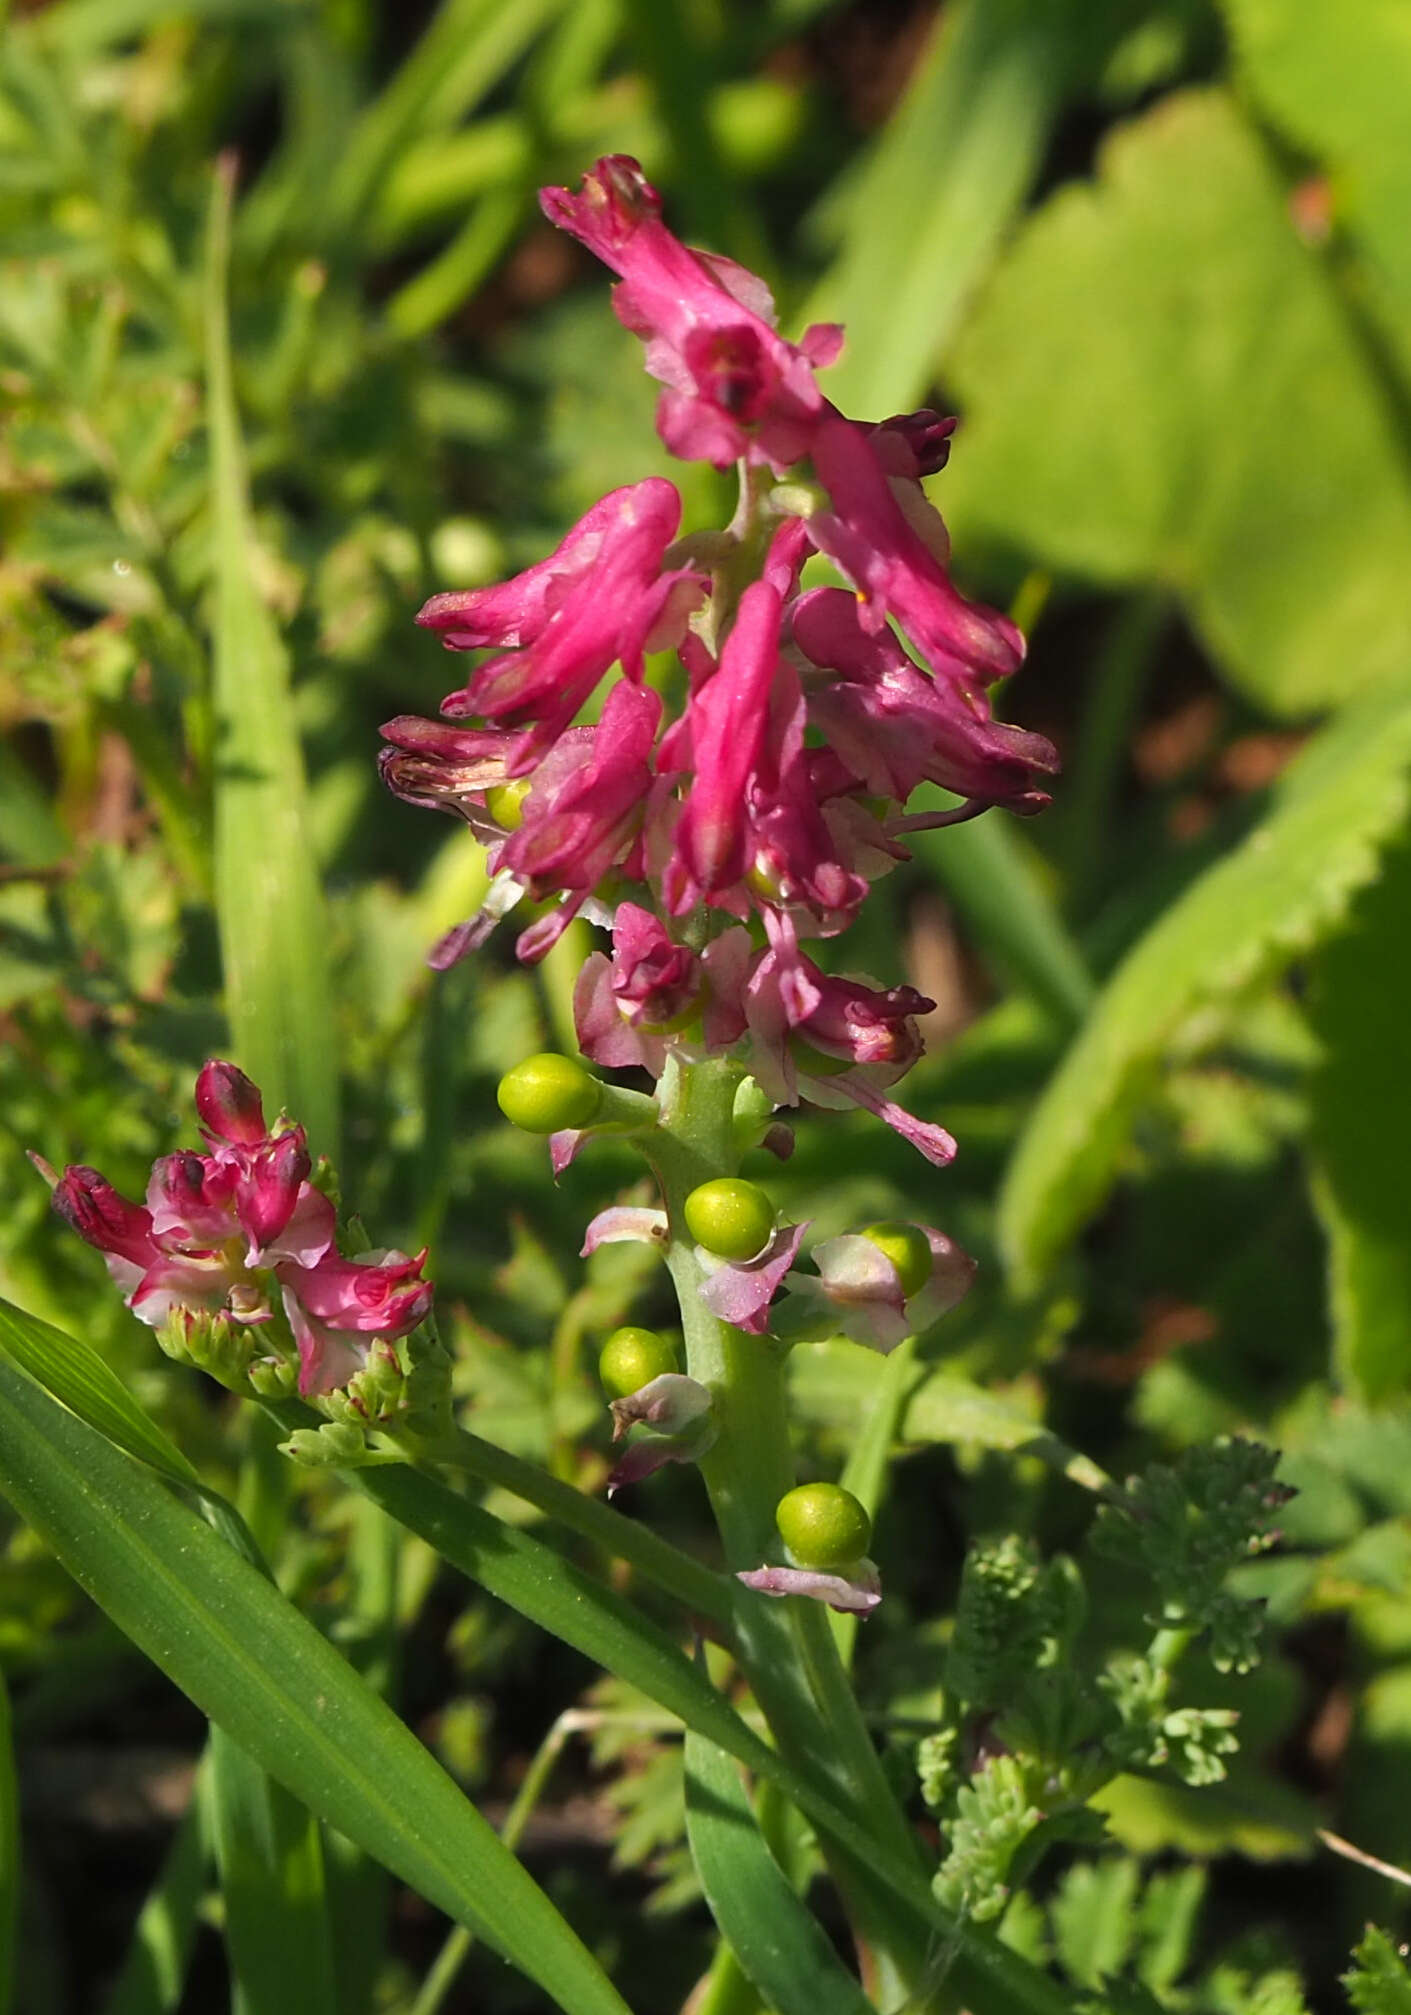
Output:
[
  {"xmin": 485, "ymin": 779, "xmax": 531, "ymax": 830},
  {"xmin": 775, "ymin": 1482, "xmax": 872, "ymax": 1568},
  {"xmin": 860, "ymin": 1221, "xmax": 932, "ymax": 1299},
  {"xmin": 496, "ymin": 1054, "xmax": 602, "ymax": 1134},
  {"xmin": 599, "ymin": 1326, "xmax": 677, "ymax": 1399},
  {"xmin": 683, "ymin": 1177, "xmax": 775, "ymax": 1261}
]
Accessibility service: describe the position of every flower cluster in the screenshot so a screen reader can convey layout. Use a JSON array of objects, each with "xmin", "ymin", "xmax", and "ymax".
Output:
[
  {"xmin": 47, "ymin": 1062, "xmax": 433, "ymax": 1400},
  {"xmin": 381, "ymin": 155, "xmax": 1056, "ymax": 1166}
]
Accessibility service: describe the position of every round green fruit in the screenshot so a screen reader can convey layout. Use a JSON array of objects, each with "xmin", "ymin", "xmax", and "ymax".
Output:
[
  {"xmin": 599, "ymin": 1326, "xmax": 677, "ymax": 1399},
  {"xmin": 860, "ymin": 1221, "xmax": 932, "ymax": 1299},
  {"xmin": 496, "ymin": 1054, "xmax": 602, "ymax": 1134},
  {"xmin": 775, "ymin": 1482, "xmax": 872, "ymax": 1569},
  {"xmin": 683, "ymin": 1177, "xmax": 775, "ymax": 1261}
]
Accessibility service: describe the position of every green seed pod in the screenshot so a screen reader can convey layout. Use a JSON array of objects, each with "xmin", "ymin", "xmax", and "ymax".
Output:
[
  {"xmin": 599, "ymin": 1325, "xmax": 677, "ymax": 1399},
  {"xmin": 860, "ymin": 1220, "xmax": 933, "ymax": 1299},
  {"xmin": 775, "ymin": 1482, "xmax": 872, "ymax": 1569},
  {"xmin": 496, "ymin": 1053, "xmax": 603, "ymax": 1134},
  {"xmin": 683, "ymin": 1177, "xmax": 775, "ymax": 1261}
]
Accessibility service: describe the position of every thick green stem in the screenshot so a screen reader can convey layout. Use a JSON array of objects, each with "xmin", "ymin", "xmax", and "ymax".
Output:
[{"xmin": 647, "ymin": 1057, "xmax": 932, "ymax": 2004}]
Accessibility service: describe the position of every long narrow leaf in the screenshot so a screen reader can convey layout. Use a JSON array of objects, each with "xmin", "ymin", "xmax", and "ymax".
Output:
[
  {"xmin": 0, "ymin": 1356, "xmax": 634, "ymax": 2015},
  {"xmin": 207, "ymin": 1729, "xmax": 338, "ymax": 2015},
  {"xmin": 684, "ymin": 1730, "xmax": 875, "ymax": 2015},
  {"xmin": 0, "ymin": 1296, "xmax": 197, "ymax": 1486},
  {"xmin": 205, "ymin": 163, "xmax": 340, "ymax": 1159}
]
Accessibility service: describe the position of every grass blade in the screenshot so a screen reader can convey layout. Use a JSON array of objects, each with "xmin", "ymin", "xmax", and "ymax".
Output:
[
  {"xmin": 205, "ymin": 161, "xmax": 340, "ymax": 1160},
  {"xmin": 684, "ymin": 1729, "xmax": 874, "ymax": 2015},
  {"xmin": 0, "ymin": 1353, "xmax": 635, "ymax": 2015},
  {"xmin": 0, "ymin": 1296, "xmax": 197, "ymax": 1487},
  {"xmin": 805, "ymin": 0, "xmax": 1076, "ymax": 413},
  {"xmin": 207, "ymin": 1730, "xmax": 338, "ymax": 2015}
]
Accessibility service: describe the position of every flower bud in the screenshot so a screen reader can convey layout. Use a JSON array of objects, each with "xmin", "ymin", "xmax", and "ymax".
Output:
[
  {"xmin": 776, "ymin": 1482, "xmax": 872, "ymax": 1569},
  {"xmin": 859, "ymin": 1221, "xmax": 933, "ymax": 1299},
  {"xmin": 684, "ymin": 1177, "xmax": 775, "ymax": 1262},
  {"xmin": 194, "ymin": 1060, "xmax": 268, "ymax": 1147},
  {"xmin": 496, "ymin": 1053, "xmax": 603, "ymax": 1134},
  {"xmin": 599, "ymin": 1325, "xmax": 677, "ymax": 1399}
]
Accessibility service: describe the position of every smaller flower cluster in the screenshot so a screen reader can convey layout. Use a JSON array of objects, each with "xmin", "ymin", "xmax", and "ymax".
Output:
[{"xmin": 46, "ymin": 1063, "xmax": 433, "ymax": 1404}]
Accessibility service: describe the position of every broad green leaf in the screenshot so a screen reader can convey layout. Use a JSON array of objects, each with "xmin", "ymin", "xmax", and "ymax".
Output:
[
  {"xmin": 0, "ymin": 1296, "xmax": 197, "ymax": 1487},
  {"xmin": 1000, "ymin": 676, "xmax": 1411, "ymax": 1289},
  {"xmin": 1308, "ymin": 838, "xmax": 1411, "ymax": 1400},
  {"xmin": 0, "ymin": 1666, "xmax": 16, "ymax": 2015},
  {"xmin": 683, "ymin": 1731, "xmax": 875, "ymax": 2015},
  {"xmin": 1221, "ymin": 0, "xmax": 1411, "ymax": 334},
  {"xmin": 0, "ymin": 1355, "xmax": 633, "ymax": 2015},
  {"xmin": 1050, "ymin": 1858, "xmax": 1139, "ymax": 1989},
  {"xmin": 205, "ymin": 168, "xmax": 340, "ymax": 1161},
  {"xmin": 807, "ymin": 0, "xmax": 1133, "ymax": 414},
  {"xmin": 946, "ymin": 89, "xmax": 1411, "ymax": 715},
  {"xmin": 104, "ymin": 1790, "xmax": 208, "ymax": 2015}
]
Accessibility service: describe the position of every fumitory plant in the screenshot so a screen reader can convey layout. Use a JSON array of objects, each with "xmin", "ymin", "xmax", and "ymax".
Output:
[{"xmin": 4, "ymin": 151, "xmax": 1315, "ymax": 2015}]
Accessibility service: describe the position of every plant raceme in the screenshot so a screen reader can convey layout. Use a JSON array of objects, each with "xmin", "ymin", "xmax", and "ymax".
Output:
[
  {"xmin": 381, "ymin": 154, "xmax": 1057, "ymax": 1174},
  {"xmin": 379, "ymin": 155, "xmax": 1050, "ymax": 1623},
  {"xmin": 41, "ymin": 1061, "xmax": 443, "ymax": 1440}
]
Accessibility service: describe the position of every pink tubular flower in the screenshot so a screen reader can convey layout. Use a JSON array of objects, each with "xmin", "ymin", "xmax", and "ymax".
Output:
[
  {"xmin": 696, "ymin": 1222, "xmax": 808, "ymax": 1336},
  {"xmin": 573, "ymin": 904, "xmax": 706, "ymax": 1077},
  {"xmin": 806, "ymin": 411, "xmax": 1025, "ymax": 689},
  {"xmin": 792, "ymin": 587, "xmax": 1058, "ymax": 817},
  {"xmin": 790, "ymin": 1227, "xmax": 976, "ymax": 1353},
  {"xmin": 737, "ymin": 1560, "xmax": 882, "ymax": 1615},
  {"xmin": 665, "ymin": 578, "xmax": 782, "ymax": 911},
  {"xmin": 376, "ymin": 718, "xmax": 520, "ymax": 844},
  {"xmin": 51, "ymin": 1164, "xmax": 266, "ymax": 1328},
  {"xmin": 278, "ymin": 1247, "xmax": 433, "ymax": 1397},
  {"xmin": 743, "ymin": 924, "xmax": 957, "ymax": 1167},
  {"xmin": 540, "ymin": 156, "xmax": 842, "ymax": 472},
  {"xmin": 420, "ymin": 481, "xmax": 704, "ymax": 772}
]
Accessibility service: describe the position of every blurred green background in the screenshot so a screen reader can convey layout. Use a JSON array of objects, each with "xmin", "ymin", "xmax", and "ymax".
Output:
[{"xmin": 4, "ymin": 0, "xmax": 1411, "ymax": 2007}]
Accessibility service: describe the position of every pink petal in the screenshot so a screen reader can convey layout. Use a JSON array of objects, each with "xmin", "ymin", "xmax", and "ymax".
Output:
[{"xmin": 736, "ymin": 1560, "xmax": 882, "ymax": 1614}]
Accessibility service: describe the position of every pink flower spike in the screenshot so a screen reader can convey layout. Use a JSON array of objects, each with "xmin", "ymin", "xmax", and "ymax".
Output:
[
  {"xmin": 581, "ymin": 1206, "xmax": 669, "ymax": 1256},
  {"xmin": 697, "ymin": 1221, "xmax": 808, "ymax": 1336},
  {"xmin": 540, "ymin": 157, "xmax": 836, "ymax": 472},
  {"xmin": 608, "ymin": 1372, "xmax": 712, "ymax": 1442},
  {"xmin": 807, "ymin": 412, "xmax": 1024, "ymax": 687},
  {"xmin": 736, "ymin": 1559, "xmax": 882, "ymax": 1615},
  {"xmin": 194, "ymin": 1061, "xmax": 267, "ymax": 1148}
]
